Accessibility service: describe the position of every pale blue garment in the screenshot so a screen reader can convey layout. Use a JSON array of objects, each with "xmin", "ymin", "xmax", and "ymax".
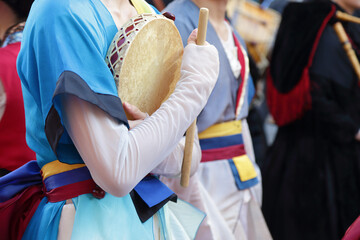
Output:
[
  {"xmin": 18, "ymin": 0, "xmax": 204, "ymax": 238},
  {"xmin": 23, "ymin": 193, "xmax": 205, "ymax": 239},
  {"xmin": 71, "ymin": 194, "xmax": 155, "ymax": 239},
  {"xmin": 23, "ymin": 198, "xmax": 65, "ymax": 239},
  {"xmin": 23, "ymin": 194, "xmax": 204, "ymax": 239},
  {"xmin": 162, "ymin": 200, "xmax": 205, "ymax": 239}
]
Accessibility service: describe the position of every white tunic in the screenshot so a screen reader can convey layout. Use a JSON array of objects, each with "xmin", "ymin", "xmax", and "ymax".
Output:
[{"xmin": 161, "ymin": 21, "xmax": 272, "ymax": 240}]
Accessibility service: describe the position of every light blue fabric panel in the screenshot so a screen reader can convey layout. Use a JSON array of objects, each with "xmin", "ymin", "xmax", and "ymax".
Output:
[
  {"xmin": 23, "ymin": 194, "xmax": 205, "ymax": 239},
  {"xmin": 22, "ymin": 198, "xmax": 65, "ymax": 240},
  {"xmin": 162, "ymin": 199, "xmax": 205, "ymax": 239},
  {"xmin": 71, "ymin": 194, "xmax": 155, "ymax": 239}
]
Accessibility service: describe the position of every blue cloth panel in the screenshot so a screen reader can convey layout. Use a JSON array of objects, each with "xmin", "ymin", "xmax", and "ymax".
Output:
[
  {"xmin": 228, "ymin": 159, "xmax": 259, "ymax": 190},
  {"xmin": 71, "ymin": 193, "xmax": 155, "ymax": 239},
  {"xmin": 22, "ymin": 197, "xmax": 65, "ymax": 240},
  {"xmin": 134, "ymin": 176, "xmax": 175, "ymax": 207}
]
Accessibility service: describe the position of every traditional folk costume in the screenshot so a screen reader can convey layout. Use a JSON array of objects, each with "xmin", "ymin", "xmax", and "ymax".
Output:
[
  {"xmin": 0, "ymin": 23, "xmax": 35, "ymax": 176},
  {"xmin": 162, "ymin": 1, "xmax": 272, "ymax": 239},
  {"xmin": 263, "ymin": 2, "xmax": 360, "ymax": 239},
  {"xmin": 0, "ymin": 0, "xmax": 220, "ymax": 239}
]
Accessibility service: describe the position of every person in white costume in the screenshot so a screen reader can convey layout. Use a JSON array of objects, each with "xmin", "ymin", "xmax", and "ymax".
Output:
[{"xmin": 162, "ymin": 0, "xmax": 272, "ymax": 239}]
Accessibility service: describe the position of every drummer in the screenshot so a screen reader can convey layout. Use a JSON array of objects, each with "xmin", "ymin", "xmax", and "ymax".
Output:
[
  {"xmin": 162, "ymin": 0, "xmax": 272, "ymax": 239},
  {"xmin": 2, "ymin": 0, "xmax": 219, "ymax": 239}
]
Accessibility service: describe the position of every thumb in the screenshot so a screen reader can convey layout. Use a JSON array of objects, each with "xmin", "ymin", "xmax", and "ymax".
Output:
[{"xmin": 187, "ymin": 28, "xmax": 198, "ymax": 45}]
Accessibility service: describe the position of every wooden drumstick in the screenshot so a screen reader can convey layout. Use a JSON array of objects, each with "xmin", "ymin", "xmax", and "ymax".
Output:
[
  {"xmin": 336, "ymin": 11, "xmax": 360, "ymax": 24},
  {"xmin": 333, "ymin": 22, "xmax": 360, "ymax": 82},
  {"xmin": 180, "ymin": 8, "xmax": 209, "ymax": 187}
]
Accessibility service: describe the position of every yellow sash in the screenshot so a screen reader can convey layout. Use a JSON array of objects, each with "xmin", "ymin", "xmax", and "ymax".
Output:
[
  {"xmin": 199, "ymin": 120, "xmax": 257, "ymax": 182},
  {"xmin": 41, "ymin": 160, "xmax": 85, "ymax": 180}
]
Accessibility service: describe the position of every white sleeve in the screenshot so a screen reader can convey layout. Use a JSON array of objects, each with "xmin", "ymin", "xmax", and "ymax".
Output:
[
  {"xmin": 151, "ymin": 127, "xmax": 201, "ymax": 178},
  {"xmin": 62, "ymin": 44, "xmax": 219, "ymax": 197}
]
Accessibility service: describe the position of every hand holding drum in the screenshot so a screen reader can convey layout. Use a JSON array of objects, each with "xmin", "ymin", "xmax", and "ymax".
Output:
[
  {"xmin": 106, "ymin": 13, "xmax": 183, "ymax": 119},
  {"xmin": 105, "ymin": 8, "xmax": 210, "ymax": 188},
  {"xmin": 180, "ymin": 8, "xmax": 209, "ymax": 188}
]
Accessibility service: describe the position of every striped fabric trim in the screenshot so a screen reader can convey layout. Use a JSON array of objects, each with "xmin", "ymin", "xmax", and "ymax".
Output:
[
  {"xmin": 40, "ymin": 161, "xmax": 99, "ymax": 203},
  {"xmin": 46, "ymin": 179, "xmax": 97, "ymax": 203},
  {"xmin": 199, "ymin": 120, "xmax": 242, "ymax": 139},
  {"xmin": 199, "ymin": 120, "xmax": 259, "ymax": 190},
  {"xmin": 41, "ymin": 160, "xmax": 85, "ymax": 180},
  {"xmin": 40, "ymin": 161, "xmax": 177, "ymax": 221},
  {"xmin": 234, "ymin": 39, "xmax": 250, "ymax": 118},
  {"xmin": 130, "ymin": 0, "xmax": 156, "ymax": 14},
  {"xmin": 201, "ymin": 145, "xmax": 246, "ymax": 162},
  {"xmin": 43, "ymin": 167, "xmax": 92, "ymax": 191},
  {"xmin": 200, "ymin": 134, "xmax": 244, "ymax": 150},
  {"xmin": 199, "ymin": 120, "xmax": 245, "ymax": 162}
]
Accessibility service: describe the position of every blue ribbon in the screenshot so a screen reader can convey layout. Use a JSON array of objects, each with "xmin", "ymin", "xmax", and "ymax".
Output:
[{"xmin": 0, "ymin": 161, "xmax": 42, "ymax": 202}]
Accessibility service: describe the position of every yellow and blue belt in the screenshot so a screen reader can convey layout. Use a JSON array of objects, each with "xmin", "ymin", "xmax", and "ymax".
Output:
[
  {"xmin": 0, "ymin": 160, "xmax": 176, "ymax": 223},
  {"xmin": 41, "ymin": 160, "xmax": 176, "ymax": 222},
  {"xmin": 199, "ymin": 120, "xmax": 258, "ymax": 190}
]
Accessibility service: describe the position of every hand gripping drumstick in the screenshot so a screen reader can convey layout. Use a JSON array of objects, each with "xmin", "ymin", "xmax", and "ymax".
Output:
[
  {"xmin": 180, "ymin": 8, "xmax": 209, "ymax": 187},
  {"xmin": 333, "ymin": 21, "xmax": 360, "ymax": 82}
]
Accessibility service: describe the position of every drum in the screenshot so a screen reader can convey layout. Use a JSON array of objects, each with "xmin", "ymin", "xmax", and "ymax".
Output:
[
  {"xmin": 105, "ymin": 13, "xmax": 183, "ymax": 119},
  {"xmin": 227, "ymin": 0, "xmax": 281, "ymax": 71}
]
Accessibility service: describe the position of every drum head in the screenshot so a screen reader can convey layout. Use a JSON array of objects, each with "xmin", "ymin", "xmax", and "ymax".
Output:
[{"xmin": 112, "ymin": 15, "xmax": 183, "ymax": 119}]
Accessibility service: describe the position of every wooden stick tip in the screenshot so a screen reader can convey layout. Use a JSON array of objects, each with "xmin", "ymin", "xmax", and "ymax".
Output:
[{"xmin": 200, "ymin": 7, "xmax": 209, "ymax": 13}]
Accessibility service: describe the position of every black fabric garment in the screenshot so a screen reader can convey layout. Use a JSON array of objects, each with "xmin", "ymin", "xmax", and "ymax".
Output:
[
  {"xmin": 0, "ymin": 169, "xmax": 10, "ymax": 178},
  {"xmin": 270, "ymin": 1, "xmax": 334, "ymax": 93},
  {"xmin": 247, "ymin": 52, "xmax": 268, "ymax": 167},
  {"xmin": 249, "ymin": 53, "xmax": 261, "ymax": 85},
  {"xmin": 248, "ymin": 105, "xmax": 268, "ymax": 168},
  {"xmin": 262, "ymin": 5, "xmax": 360, "ymax": 240},
  {"xmin": 270, "ymin": 1, "xmax": 360, "ymax": 93},
  {"xmin": 3, "ymin": 0, "xmax": 34, "ymax": 20},
  {"xmin": 130, "ymin": 190, "xmax": 177, "ymax": 223}
]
